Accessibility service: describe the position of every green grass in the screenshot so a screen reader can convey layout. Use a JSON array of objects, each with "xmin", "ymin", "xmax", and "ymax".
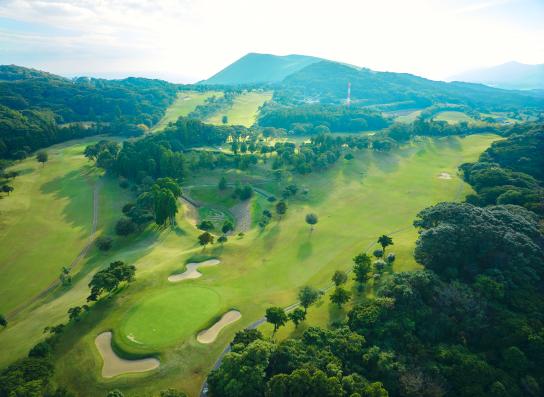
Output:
[
  {"xmin": 198, "ymin": 207, "xmax": 235, "ymax": 231},
  {"xmin": 394, "ymin": 109, "xmax": 423, "ymax": 123},
  {"xmin": 152, "ymin": 91, "xmax": 221, "ymax": 132},
  {"xmin": 433, "ymin": 111, "xmax": 477, "ymax": 124},
  {"xmin": 0, "ymin": 134, "xmax": 499, "ymax": 397},
  {"xmin": 117, "ymin": 286, "xmax": 222, "ymax": 351},
  {"xmin": 205, "ymin": 91, "xmax": 273, "ymax": 127}
]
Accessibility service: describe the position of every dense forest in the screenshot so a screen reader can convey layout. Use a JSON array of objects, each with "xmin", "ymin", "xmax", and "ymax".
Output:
[
  {"xmin": 460, "ymin": 127, "xmax": 544, "ymax": 215},
  {"xmin": 208, "ymin": 201, "xmax": 544, "ymax": 397},
  {"xmin": 0, "ymin": 65, "xmax": 179, "ymax": 158},
  {"xmin": 275, "ymin": 61, "xmax": 544, "ymax": 112},
  {"xmin": 258, "ymin": 103, "xmax": 390, "ymax": 133}
]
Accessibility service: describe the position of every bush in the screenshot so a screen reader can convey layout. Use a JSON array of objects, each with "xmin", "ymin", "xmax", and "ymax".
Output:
[
  {"xmin": 373, "ymin": 248, "xmax": 383, "ymax": 258},
  {"xmin": 115, "ymin": 218, "xmax": 136, "ymax": 236},
  {"xmin": 198, "ymin": 220, "xmax": 214, "ymax": 231},
  {"xmin": 118, "ymin": 177, "xmax": 129, "ymax": 189},
  {"xmin": 95, "ymin": 236, "xmax": 113, "ymax": 251},
  {"xmin": 28, "ymin": 341, "xmax": 52, "ymax": 358}
]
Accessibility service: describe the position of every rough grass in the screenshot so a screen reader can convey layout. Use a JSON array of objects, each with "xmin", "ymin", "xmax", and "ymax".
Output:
[
  {"xmin": 433, "ymin": 110, "xmax": 477, "ymax": 124},
  {"xmin": 205, "ymin": 91, "xmax": 273, "ymax": 127},
  {"xmin": 0, "ymin": 134, "xmax": 499, "ymax": 397}
]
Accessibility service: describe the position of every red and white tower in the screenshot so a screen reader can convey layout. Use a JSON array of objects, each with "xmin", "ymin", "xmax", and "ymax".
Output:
[{"xmin": 346, "ymin": 82, "xmax": 351, "ymax": 108}]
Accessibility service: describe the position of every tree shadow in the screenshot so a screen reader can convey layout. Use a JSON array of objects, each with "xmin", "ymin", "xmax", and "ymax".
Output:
[{"xmin": 297, "ymin": 240, "xmax": 313, "ymax": 260}]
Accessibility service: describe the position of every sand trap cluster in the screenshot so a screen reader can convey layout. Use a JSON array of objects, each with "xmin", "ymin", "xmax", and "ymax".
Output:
[
  {"xmin": 197, "ymin": 310, "xmax": 241, "ymax": 344},
  {"xmin": 95, "ymin": 332, "xmax": 159, "ymax": 378},
  {"xmin": 438, "ymin": 172, "xmax": 452, "ymax": 180},
  {"xmin": 168, "ymin": 259, "xmax": 220, "ymax": 282}
]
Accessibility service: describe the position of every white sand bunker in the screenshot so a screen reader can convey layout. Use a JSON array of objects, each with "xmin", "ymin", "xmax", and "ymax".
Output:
[
  {"xmin": 168, "ymin": 259, "xmax": 220, "ymax": 282},
  {"xmin": 438, "ymin": 172, "xmax": 452, "ymax": 180},
  {"xmin": 95, "ymin": 332, "xmax": 159, "ymax": 378},
  {"xmin": 197, "ymin": 310, "xmax": 241, "ymax": 344}
]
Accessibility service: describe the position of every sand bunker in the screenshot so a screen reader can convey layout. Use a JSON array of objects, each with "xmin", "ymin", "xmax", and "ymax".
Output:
[
  {"xmin": 168, "ymin": 259, "xmax": 220, "ymax": 282},
  {"xmin": 438, "ymin": 172, "xmax": 452, "ymax": 180},
  {"xmin": 95, "ymin": 332, "xmax": 159, "ymax": 378},
  {"xmin": 197, "ymin": 310, "xmax": 241, "ymax": 344}
]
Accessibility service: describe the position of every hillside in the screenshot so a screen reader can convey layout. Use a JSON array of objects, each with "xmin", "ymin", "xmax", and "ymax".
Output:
[
  {"xmin": 452, "ymin": 61, "xmax": 544, "ymax": 90},
  {"xmin": 275, "ymin": 60, "xmax": 544, "ymax": 111},
  {"xmin": 201, "ymin": 53, "xmax": 322, "ymax": 85}
]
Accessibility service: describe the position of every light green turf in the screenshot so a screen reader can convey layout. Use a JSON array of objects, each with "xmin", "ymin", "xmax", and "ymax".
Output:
[
  {"xmin": 0, "ymin": 134, "xmax": 499, "ymax": 397},
  {"xmin": 395, "ymin": 109, "xmax": 423, "ymax": 123},
  {"xmin": 205, "ymin": 91, "xmax": 273, "ymax": 127},
  {"xmin": 434, "ymin": 110, "xmax": 477, "ymax": 124},
  {"xmin": 0, "ymin": 139, "xmax": 99, "ymax": 314},
  {"xmin": 117, "ymin": 286, "xmax": 222, "ymax": 349},
  {"xmin": 152, "ymin": 91, "xmax": 222, "ymax": 132}
]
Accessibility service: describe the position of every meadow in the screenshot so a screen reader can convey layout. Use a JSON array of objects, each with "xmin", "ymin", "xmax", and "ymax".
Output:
[
  {"xmin": 0, "ymin": 133, "xmax": 498, "ymax": 396},
  {"xmin": 205, "ymin": 91, "xmax": 273, "ymax": 127}
]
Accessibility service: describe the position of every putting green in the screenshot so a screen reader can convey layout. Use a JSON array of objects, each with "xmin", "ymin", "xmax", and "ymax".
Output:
[{"xmin": 117, "ymin": 286, "xmax": 222, "ymax": 349}]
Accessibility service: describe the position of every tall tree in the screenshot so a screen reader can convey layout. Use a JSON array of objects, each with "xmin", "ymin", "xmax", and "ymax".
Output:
[
  {"xmin": 275, "ymin": 200, "xmax": 287, "ymax": 219},
  {"xmin": 332, "ymin": 270, "xmax": 348, "ymax": 286},
  {"xmin": 198, "ymin": 232, "xmax": 214, "ymax": 250},
  {"xmin": 298, "ymin": 286, "xmax": 320, "ymax": 313},
  {"xmin": 330, "ymin": 287, "xmax": 351, "ymax": 308},
  {"xmin": 36, "ymin": 151, "xmax": 48, "ymax": 167},
  {"xmin": 353, "ymin": 253, "xmax": 372, "ymax": 288},
  {"xmin": 377, "ymin": 235, "xmax": 393, "ymax": 254},
  {"xmin": 265, "ymin": 307, "xmax": 287, "ymax": 335},
  {"xmin": 288, "ymin": 308, "xmax": 306, "ymax": 328},
  {"xmin": 305, "ymin": 213, "xmax": 319, "ymax": 232}
]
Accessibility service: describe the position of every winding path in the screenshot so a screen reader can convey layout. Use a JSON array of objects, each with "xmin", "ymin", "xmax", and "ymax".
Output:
[{"xmin": 7, "ymin": 178, "xmax": 102, "ymax": 319}]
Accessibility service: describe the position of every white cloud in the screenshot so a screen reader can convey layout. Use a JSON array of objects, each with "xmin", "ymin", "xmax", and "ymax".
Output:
[{"xmin": 0, "ymin": 0, "xmax": 542, "ymax": 82}]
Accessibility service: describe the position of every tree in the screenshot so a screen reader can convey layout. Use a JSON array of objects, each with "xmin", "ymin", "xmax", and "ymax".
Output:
[
  {"xmin": 373, "ymin": 248, "xmax": 384, "ymax": 258},
  {"xmin": 59, "ymin": 266, "xmax": 71, "ymax": 286},
  {"xmin": 1, "ymin": 185, "xmax": 13, "ymax": 196},
  {"xmin": 353, "ymin": 253, "xmax": 372, "ymax": 287},
  {"xmin": 115, "ymin": 217, "xmax": 136, "ymax": 236},
  {"xmin": 87, "ymin": 261, "xmax": 135, "ymax": 301},
  {"xmin": 377, "ymin": 235, "xmax": 393, "ymax": 254},
  {"xmin": 218, "ymin": 176, "xmax": 228, "ymax": 190},
  {"xmin": 266, "ymin": 307, "xmax": 287, "ymax": 335},
  {"xmin": 276, "ymin": 200, "xmax": 287, "ymax": 219},
  {"xmin": 332, "ymin": 270, "xmax": 348, "ymax": 286},
  {"xmin": 95, "ymin": 236, "xmax": 113, "ymax": 251},
  {"xmin": 298, "ymin": 286, "xmax": 320, "ymax": 313},
  {"xmin": 107, "ymin": 390, "xmax": 124, "ymax": 397},
  {"xmin": 305, "ymin": 213, "xmax": 318, "ymax": 232},
  {"xmin": 222, "ymin": 221, "xmax": 234, "ymax": 234},
  {"xmin": 36, "ymin": 151, "xmax": 48, "ymax": 167},
  {"xmin": 330, "ymin": 287, "xmax": 351, "ymax": 308},
  {"xmin": 198, "ymin": 232, "xmax": 214, "ymax": 249},
  {"xmin": 67, "ymin": 306, "xmax": 83, "ymax": 322},
  {"xmin": 0, "ymin": 314, "xmax": 6, "ymax": 327},
  {"xmin": 222, "ymin": 115, "xmax": 228, "ymax": 124},
  {"xmin": 198, "ymin": 220, "xmax": 214, "ymax": 231},
  {"xmin": 288, "ymin": 308, "xmax": 306, "ymax": 328},
  {"xmin": 218, "ymin": 235, "xmax": 227, "ymax": 246}
]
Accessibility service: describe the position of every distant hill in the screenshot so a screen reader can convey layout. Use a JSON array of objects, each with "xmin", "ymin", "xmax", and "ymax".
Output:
[
  {"xmin": 275, "ymin": 60, "xmax": 544, "ymax": 111},
  {"xmin": 201, "ymin": 53, "xmax": 322, "ymax": 85},
  {"xmin": 451, "ymin": 62, "xmax": 544, "ymax": 90}
]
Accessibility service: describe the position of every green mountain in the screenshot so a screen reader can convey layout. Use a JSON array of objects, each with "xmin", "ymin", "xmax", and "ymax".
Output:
[
  {"xmin": 275, "ymin": 60, "xmax": 544, "ymax": 111},
  {"xmin": 451, "ymin": 61, "xmax": 544, "ymax": 90},
  {"xmin": 201, "ymin": 53, "xmax": 322, "ymax": 85}
]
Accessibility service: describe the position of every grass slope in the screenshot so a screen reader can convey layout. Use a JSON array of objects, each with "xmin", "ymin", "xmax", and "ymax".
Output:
[
  {"xmin": 152, "ymin": 91, "xmax": 221, "ymax": 132},
  {"xmin": 34, "ymin": 134, "xmax": 499, "ymax": 397},
  {"xmin": 205, "ymin": 91, "xmax": 273, "ymax": 127}
]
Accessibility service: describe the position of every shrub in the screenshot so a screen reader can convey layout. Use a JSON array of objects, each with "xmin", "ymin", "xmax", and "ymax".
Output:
[
  {"xmin": 95, "ymin": 236, "xmax": 113, "ymax": 251},
  {"xmin": 115, "ymin": 218, "xmax": 136, "ymax": 236}
]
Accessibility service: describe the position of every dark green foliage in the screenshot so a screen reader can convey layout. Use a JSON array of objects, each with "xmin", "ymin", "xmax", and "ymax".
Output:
[
  {"xmin": 0, "ymin": 357, "xmax": 54, "ymax": 397},
  {"xmin": 266, "ymin": 307, "xmax": 288, "ymax": 334},
  {"xmin": 259, "ymin": 103, "xmax": 389, "ymax": 132},
  {"xmin": 28, "ymin": 341, "xmax": 52, "ymax": 358},
  {"xmin": 460, "ymin": 128, "xmax": 544, "ymax": 214},
  {"xmin": 275, "ymin": 200, "xmax": 287, "ymax": 218},
  {"xmin": 115, "ymin": 217, "xmax": 137, "ymax": 236},
  {"xmin": 377, "ymin": 235, "xmax": 393, "ymax": 254},
  {"xmin": 288, "ymin": 308, "xmax": 306, "ymax": 328},
  {"xmin": 159, "ymin": 389, "xmax": 187, "ymax": 397},
  {"xmin": 36, "ymin": 150, "xmax": 48, "ymax": 166},
  {"xmin": 0, "ymin": 313, "xmax": 6, "ymax": 327},
  {"xmin": 87, "ymin": 260, "xmax": 135, "ymax": 301},
  {"xmin": 198, "ymin": 220, "xmax": 214, "ymax": 231},
  {"xmin": 276, "ymin": 60, "xmax": 544, "ymax": 111},
  {"xmin": 330, "ymin": 287, "xmax": 351, "ymax": 307},
  {"xmin": 0, "ymin": 65, "xmax": 178, "ymax": 157},
  {"xmin": 305, "ymin": 213, "xmax": 318, "ymax": 231},
  {"xmin": 188, "ymin": 91, "xmax": 237, "ymax": 120},
  {"xmin": 95, "ymin": 236, "xmax": 113, "ymax": 251},
  {"xmin": 221, "ymin": 221, "xmax": 234, "ymax": 234},
  {"xmin": 332, "ymin": 270, "xmax": 348, "ymax": 286},
  {"xmin": 298, "ymin": 286, "xmax": 320, "ymax": 313},
  {"xmin": 353, "ymin": 253, "xmax": 372, "ymax": 285},
  {"xmin": 106, "ymin": 390, "xmax": 124, "ymax": 397},
  {"xmin": 198, "ymin": 232, "xmax": 214, "ymax": 248},
  {"xmin": 218, "ymin": 176, "xmax": 228, "ymax": 190}
]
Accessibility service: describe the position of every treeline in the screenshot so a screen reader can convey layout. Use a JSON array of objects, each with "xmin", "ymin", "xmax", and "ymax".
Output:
[
  {"xmin": 259, "ymin": 103, "xmax": 390, "ymax": 133},
  {"xmin": 0, "ymin": 65, "xmax": 179, "ymax": 158},
  {"xmin": 187, "ymin": 91, "xmax": 237, "ymax": 121},
  {"xmin": 460, "ymin": 127, "xmax": 544, "ymax": 215},
  {"xmin": 209, "ymin": 202, "xmax": 544, "ymax": 397}
]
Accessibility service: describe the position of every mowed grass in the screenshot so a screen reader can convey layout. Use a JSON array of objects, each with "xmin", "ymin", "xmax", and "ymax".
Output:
[
  {"xmin": 152, "ymin": 91, "xmax": 222, "ymax": 132},
  {"xmin": 0, "ymin": 137, "xmax": 131, "ymax": 365},
  {"xmin": 0, "ymin": 140, "xmax": 98, "ymax": 314},
  {"xmin": 205, "ymin": 91, "xmax": 273, "ymax": 127},
  {"xmin": 42, "ymin": 134, "xmax": 498, "ymax": 397},
  {"xmin": 117, "ymin": 286, "xmax": 222, "ymax": 350}
]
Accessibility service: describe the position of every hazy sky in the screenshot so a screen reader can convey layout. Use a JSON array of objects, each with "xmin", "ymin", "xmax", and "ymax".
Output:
[{"xmin": 0, "ymin": 0, "xmax": 543, "ymax": 83}]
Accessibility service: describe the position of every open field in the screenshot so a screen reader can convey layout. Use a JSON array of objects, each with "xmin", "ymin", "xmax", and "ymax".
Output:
[
  {"xmin": 1, "ymin": 133, "xmax": 497, "ymax": 396},
  {"xmin": 205, "ymin": 91, "xmax": 273, "ymax": 127},
  {"xmin": 152, "ymin": 91, "xmax": 222, "ymax": 132}
]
